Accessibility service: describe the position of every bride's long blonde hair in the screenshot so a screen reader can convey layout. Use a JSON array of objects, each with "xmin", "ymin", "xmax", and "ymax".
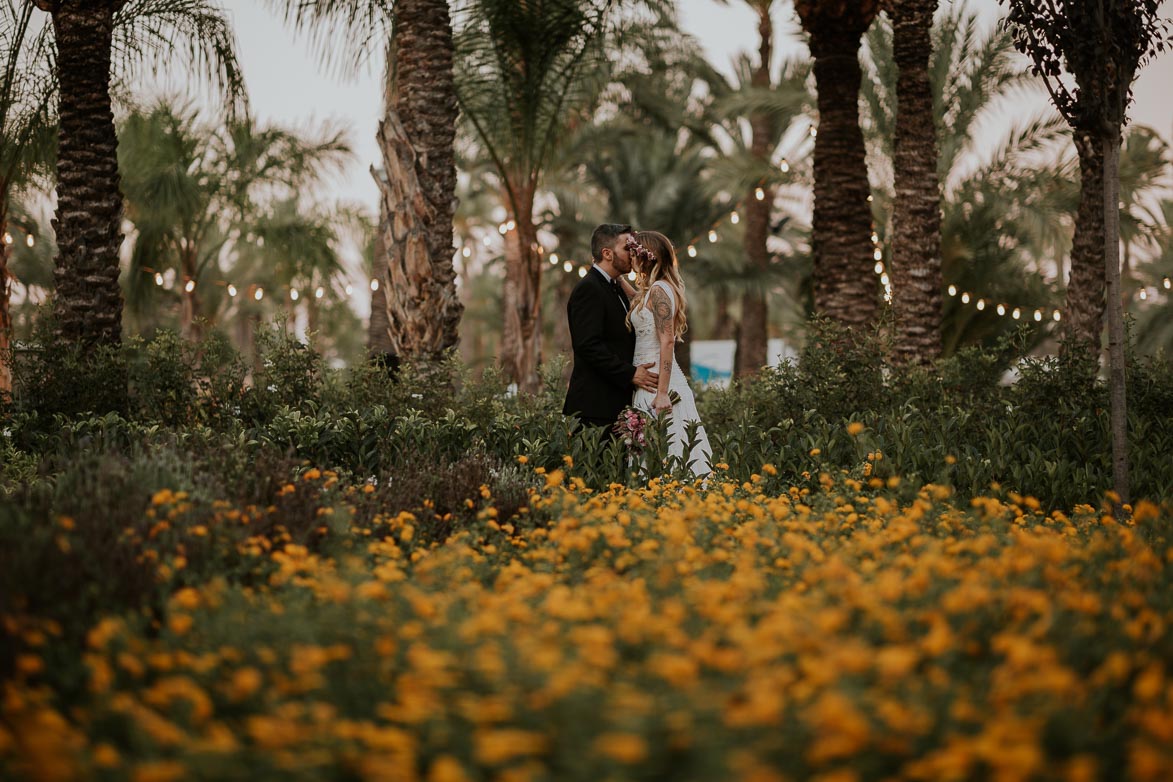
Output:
[{"xmin": 625, "ymin": 230, "xmax": 687, "ymax": 341}]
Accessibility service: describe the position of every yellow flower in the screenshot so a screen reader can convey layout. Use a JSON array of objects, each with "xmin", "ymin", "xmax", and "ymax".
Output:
[
  {"xmin": 228, "ymin": 667, "xmax": 263, "ymax": 701},
  {"xmin": 847, "ymin": 422, "xmax": 865, "ymax": 436},
  {"xmin": 473, "ymin": 729, "xmax": 548, "ymax": 765},
  {"xmin": 809, "ymin": 448, "xmax": 821, "ymax": 457},
  {"xmin": 93, "ymin": 743, "xmax": 120, "ymax": 768},
  {"xmin": 594, "ymin": 732, "xmax": 648, "ymax": 764},
  {"xmin": 302, "ymin": 468, "xmax": 322, "ymax": 481},
  {"xmin": 132, "ymin": 761, "xmax": 186, "ymax": 782},
  {"xmin": 427, "ymin": 755, "xmax": 472, "ymax": 782},
  {"xmin": 517, "ymin": 455, "xmax": 529, "ymax": 464}
]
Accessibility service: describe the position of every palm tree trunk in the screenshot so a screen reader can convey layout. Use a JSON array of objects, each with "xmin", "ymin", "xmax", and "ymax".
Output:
[
  {"xmin": 735, "ymin": 6, "xmax": 774, "ymax": 379},
  {"xmin": 1102, "ymin": 131, "xmax": 1129, "ymax": 508},
  {"xmin": 889, "ymin": 0, "xmax": 943, "ymax": 366},
  {"xmin": 374, "ymin": 0, "xmax": 463, "ymax": 362},
  {"xmin": 712, "ymin": 289, "xmax": 735, "ymax": 339},
  {"xmin": 368, "ymin": 203, "xmax": 393, "ymax": 358},
  {"xmin": 0, "ymin": 196, "xmax": 11, "ymax": 396},
  {"xmin": 181, "ymin": 249, "xmax": 202, "ymax": 341},
  {"xmin": 798, "ymin": 3, "xmax": 880, "ymax": 329},
  {"xmin": 1064, "ymin": 128, "xmax": 1106, "ymax": 362},
  {"xmin": 47, "ymin": 1, "xmax": 125, "ymax": 349},
  {"xmin": 500, "ymin": 186, "xmax": 542, "ymax": 393}
]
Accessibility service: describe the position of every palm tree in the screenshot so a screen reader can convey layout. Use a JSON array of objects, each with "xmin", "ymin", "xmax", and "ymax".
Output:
[
  {"xmin": 454, "ymin": 0, "xmax": 613, "ymax": 392},
  {"xmin": 861, "ymin": 5, "xmax": 1073, "ymax": 357},
  {"xmin": 1, "ymin": 0, "xmax": 56, "ymax": 394},
  {"xmin": 275, "ymin": 0, "xmax": 464, "ymax": 368},
  {"xmin": 118, "ymin": 100, "xmax": 350, "ymax": 339},
  {"xmin": 29, "ymin": 0, "xmax": 245, "ymax": 355},
  {"xmin": 794, "ymin": 0, "xmax": 882, "ymax": 329},
  {"xmin": 886, "ymin": 0, "xmax": 942, "ymax": 366}
]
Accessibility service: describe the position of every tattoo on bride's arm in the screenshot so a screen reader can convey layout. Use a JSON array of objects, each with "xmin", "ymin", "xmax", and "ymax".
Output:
[{"xmin": 651, "ymin": 288, "xmax": 673, "ymax": 339}]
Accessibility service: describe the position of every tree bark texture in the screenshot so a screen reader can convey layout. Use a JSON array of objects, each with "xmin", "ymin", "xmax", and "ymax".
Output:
[
  {"xmin": 500, "ymin": 190, "xmax": 542, "ymax": 394},
  {"xmin": 49, "ymin": 1, "xmax": 125, "ymax": 349},
  {"xmin": 368, "ymin": 204, "xmax": 393, "ymax": 356},
  {"xmin": 1102, "ymin": 133, "xmax": 1129, "ymax": 507},
  {"xmin": 796, "ymin": 0, "xmax": 881, "ymax": 329},
  {"xmin": 735, "ymin": 5, "xmax": 775, "ymax": 379},
  {"xmin": 374, "ymin": 0, "xmax": 463, "ymax": 360},
  {"xmin": 889, "ymin": 0, "xmax": 943, "ymax": 366},
  {"xmin": 1064, "ymin": 128, "xmax": 1107, "ymax": 360}
]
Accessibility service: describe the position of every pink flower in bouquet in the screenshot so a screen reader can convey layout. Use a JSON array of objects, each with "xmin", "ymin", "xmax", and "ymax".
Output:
[{"xmin": 614, "ymin": 406, "xmax": 650, "ymax": 454}]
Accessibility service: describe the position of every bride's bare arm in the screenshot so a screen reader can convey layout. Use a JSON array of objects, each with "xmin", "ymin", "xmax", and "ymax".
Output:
[
  {"xmin": 618, "ymin": 275, "xmax": 637, "ymax": 298},
  {"xmin": 650, "ymin": 286, "xmax": 674, "ymax": 413}
]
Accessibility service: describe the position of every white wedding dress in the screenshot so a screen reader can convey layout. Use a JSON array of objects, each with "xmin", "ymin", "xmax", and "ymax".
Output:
[{"xmin": 630, "ymin": 281, "xmax": 712, "ymax": 477}]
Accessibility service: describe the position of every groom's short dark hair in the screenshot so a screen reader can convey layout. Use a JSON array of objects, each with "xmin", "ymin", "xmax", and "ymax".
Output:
[{"xmin": 591, "ymin": 223, "xmax": 633, "ymax": 262}]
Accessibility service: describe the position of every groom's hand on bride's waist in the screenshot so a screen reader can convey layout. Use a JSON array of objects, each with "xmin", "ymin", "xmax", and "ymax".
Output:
[{"xmin": 632, "ymin": 362, "xmax": 659, "ymax": 392}]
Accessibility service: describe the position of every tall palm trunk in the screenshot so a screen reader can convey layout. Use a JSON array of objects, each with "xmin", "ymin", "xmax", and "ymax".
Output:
[
  {"xmin": 889, "ymin": 0, "xmax": 943, "ymax": 366},
  {"xmin": 368, "ymin": 202, "xmax": 393, "ymax": 357},
  {"xmin": 180, "ymin": 247, "xmax": 201, "ymax": 340},
  {"xmin": 712, "ymin": 289, "xmax": 735, "ymax": 340},
  {"xmin": 0, "ymin": 194, "xmax": 11, "ymax": 396},
  {"xmin": 40, "ymin": 0, "xmax": 125, "ymax": 349},
  {"xmin": 1063, "ymin": 128, "xmax": 1106, "ymax": 362},
  {"xmin": 500, "ymin": 184, "xmax": 542, "ymax": 393},
  {"xmin": 373, "ymin": 0, "xmax": 463, "ymax": 363},
  {"xmin": 1102, "ymin": 132, "xmax": 1129, "ymax": 505},
  {"xmin": 796, "ymin": 1, "xmax": 880, "ymax": 328},
  {"xmin": 736, "ymin": 5, "xmax": 775, "ymax": 379}
]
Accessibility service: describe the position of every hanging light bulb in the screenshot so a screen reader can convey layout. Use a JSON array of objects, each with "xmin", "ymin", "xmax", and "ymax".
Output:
[
  {"xmin": 345, "ymin": 284, "xmax": 354, "ymax": 296},
  {"xmin": 563, "ymin": 261, "xmax": 573, "ymax": 273},
  {"xmin": 370, "ymin": 279, "xmax": 379, "ymax": 292},
  {"xmin": 809, "ymin": 126, "xmax": 817, "ymax": 138},
  {"xmin": 482, "ymin": 236, "xmax": 492, "ymax": 247},
  {"xmin": 754, "ymin": 187, "xmax": 765, "ymax": 201},
  {"xmin": 708, "ymin": 230, "xmax": 718, "ymax": 243},
  {"xmin": 976, "ymin": 299, "xmax": 985, "ymax": 311},
  {"xmin": 730, "ymin": 212, "xmax": 740, "ymax": 225},
  {"xmin": 866, "ymin": 194, "xmax": 874, "ymax": 203},
  {"xmin": 550, "ymin": 253, "xmax": 559, "ymax": 264},
  {"xmin": 1163, "ymin": 277, "xmax": 1171, "ymax": 290},
  {"xmin": 627, "ymin": 271, "xmax": 636, "ymax": 281},
  {"xmin": 184, "ymin": 280, "xmax": 195, "ymax": 293},
  {"xmin": 873, "ymin": 248, "xmax": 883, "ymax": 261},
  {"xmin": 687, "ymin": 245, "xmax": 697, "ymax": 258},
  {"xmin": 25, "ymin": 234, "xmax": 34, "ymax": 247},
  {"xmin": 1139, "ymin": 289, "xmax": 1148, "ymax": 301},
  {"xmin": 1012, "ymin": 307, "xmax": 1021, "ymax": 320},
  {"xmin": 880, "ymin": 273, "xmax": 890, "ymax": 286},
  {"xmin": 780, "ymin": 159, "xmax": 790, "ymax": 173},
  {"xmin": 291, "ymin": 289, "xmax": 300, "ymax": 301},
  {"xmin": 154, "ymin": 273, "xmax": 164, "ymax": 287},
  {"xmin": 1053, "ymin": 310, "xmax": 1062, "ymax": 322},
  {"xmin": 578, "ymin": 267, "xmax": 587, "ymax": 278},
  {"xmin": 506, "ymin": 220, "xmax": 516, "ymax": 231},
  {"xmin": 228, "ymin": 284, "xmax": 238, "ymax": 298},
  {"xmin": 2, "ymin": 233, "xmax": 11, "ymax": 245},
  {"xmin": 947, "ymin": 285, "xmax": 958, "ymax": 297},
  {"xmin": 498, "ymin": 223, "xmax": 508, "ymax": 235},
  {"xmin": 870, "ymin": 232, "xmax": 879, "ymax": 243},
  {"xmin": 1033, "ymin": 309, "xmax": 1042, "ymax": 321},
  {"xmin": 961, "ymin": 292, "xmax": 971, "ymax": 304},
  {"xmin": 997, "ymin": 304, "xmax": 1006, "ymax": 316},
  {"xmin": 315, "ymin": 287, "xmax": 325, "ymax": 299},
  {"xmin": 874, "ymin": 261, "xmax": 884, "ymax": 275},
  {"xmin": 255, "ymin": 287, "xmax": 265, "ymax": 301},
  {"xmin": 462, "ymin": 246, "xmax": 472, "ymax": 258}
]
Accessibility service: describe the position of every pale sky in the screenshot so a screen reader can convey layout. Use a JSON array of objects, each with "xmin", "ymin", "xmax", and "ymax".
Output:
[{"xmin": 169, "ymin": 0, "xmax": 1170, "ymax": 215}]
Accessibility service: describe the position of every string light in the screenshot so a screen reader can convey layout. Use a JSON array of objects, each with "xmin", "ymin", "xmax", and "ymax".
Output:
[
  {"xmin": 482, "ymin": 236, "xmax": 491, "ymax": 247},
  {"xmin": 563, "ymin": 261, "xmax": 573, "ymax": 273},
  {"xmin": 976, "ymin": 299, "xmax": 985, "ymax": 311},
  {"xmin": 730, "ymin": 212, "xmax": 740, "ymax": 225},
  {"xmin": 687, "ymin": 245, "xmax": 697, "ymax": 258},
  {"xmin": 228, "ymin": 284, "xmax": 237, "ymax": 298},
  {"xmin": 550, "ymin": 253, "xmax": 559, "ymax": 264},
  {"xmin": 1012, "ymin": 307, "xmax": 1021, "ymax": 320},
  {"xmin": 754, "ymin": 187, "xmax": 765, "ymax": 201},
  {"xmin": 780, "ymin": 159, "xmax": 790, "ymax": 173},
  {"xmin": 370, "ymin": 279, "xmax": 379, "ymax": 292},
  {"xmin": 184, "ymin": 280, "xmax": 195, "ymax": 293},
  {"xmin": 997, "ymin": 304, "xmax": 1006, "ymax": 316},
  {"xmin": 708, "ymin": 230, "xmax": 718, "ymax": 243},
  {"xmin": 874, "ymin": 261, "xmax": 884, "ymax": 274},
  {"xmin": 947, "ymin": 285, "xmax": 957, "ymax": 297},
  {"xmin": 462, "ymin": 247, "xmax": 471, "ymax": 258},
  {"xmin": 154, "ymin": 273, "xmax": 164, "ymax": 286},
  {"xmin": 1053, "ymin": 310, "xmax": 1062, "ymax": 322},
  {"xmin": 1139, "ymin": 289, "xmax": 1148, "ymax": 301},
  {"xmin": 809, "ymin": 127, "xmax": 817, "ymax": 138},
  {"xmin": 961, "ymin": 292, "xmax": 970, "ymax": 304},
  {"xmin": 1033, "ymin": 309, "xmax": 1042, "ymax": 321},
  {"xmin": 1164, "ymin": 277, "xmax": 1171, "ymax": 290},
  {"xmin": 498, "ymin": 223, "xmax": 507, "ymax": 235},
  {"xmin": 290, "ymin": 289, "xmax": 299, "ymax": 301},
  {"xmin": 25, "ymin": 234, "xmax": 34, "ymax": 247},
  {"xmin": 254, "ymin": 287, "xmax": 264, "ymax": 301},
  {"xmin": 2, "ymin": 233, "xmax": 11, "ymax": 245},
  {"xmin": 578, "ymin": 267, "xmax": 587, "ymax": 278},
  {"xmin": 345, "ymin": 284, "xmax": 353, "ymax": 296},
  {"xmin": 315, "ymin": 287, "xmax": 324, "ymax": 299}
]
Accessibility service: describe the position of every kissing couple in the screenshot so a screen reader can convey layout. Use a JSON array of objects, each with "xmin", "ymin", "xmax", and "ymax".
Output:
[{"xmin": 562, "ymin": 223, "xmax": 712, "ymax": 478}]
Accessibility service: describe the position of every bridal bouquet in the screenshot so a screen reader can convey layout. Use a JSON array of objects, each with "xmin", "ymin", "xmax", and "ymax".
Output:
[{"xmin": 614, "ymin": 406, "xmax": 651, "ymax": 455}]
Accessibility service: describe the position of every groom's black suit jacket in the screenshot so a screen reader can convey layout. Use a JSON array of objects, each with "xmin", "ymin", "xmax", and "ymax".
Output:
[{"xmin": 563, "ymin": 266, "xmax": 636, "ymax": 423}]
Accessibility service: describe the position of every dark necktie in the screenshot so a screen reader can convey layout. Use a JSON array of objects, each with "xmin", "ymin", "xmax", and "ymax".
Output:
[{"xmin": 611, "ymin": 278, "xmax": 628, "ymax": 312}]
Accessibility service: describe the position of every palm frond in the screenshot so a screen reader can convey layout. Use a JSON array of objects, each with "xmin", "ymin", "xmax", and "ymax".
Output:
[
  {"xmin": 113, "ymin": 0, "xmax": 249, "ymax": 119},
  {"xmin": 265, "ymin": 0, "xmax": 391, "ymax": 77}
]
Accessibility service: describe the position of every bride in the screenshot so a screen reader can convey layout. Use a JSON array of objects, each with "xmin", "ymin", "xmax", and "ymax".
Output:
[{"xmin": 619, "ymin": 230, "xmax": 712, "ymax": 478}]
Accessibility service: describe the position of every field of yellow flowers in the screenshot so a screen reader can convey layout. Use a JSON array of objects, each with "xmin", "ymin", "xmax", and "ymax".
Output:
[{"xmin": 2, "ymin": 463, "xmax": 1172, "ymax": 782}]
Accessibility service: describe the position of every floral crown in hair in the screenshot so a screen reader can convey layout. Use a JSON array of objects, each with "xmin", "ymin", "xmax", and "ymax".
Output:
[{"xmin": 625, "ymin": 235, "xmax": 657, "ymax": 268}]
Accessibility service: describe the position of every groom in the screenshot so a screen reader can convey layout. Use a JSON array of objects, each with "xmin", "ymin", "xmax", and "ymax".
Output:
[{"xmin": 563, "ymin": 223, "xmax": 658, "ymax": 429}]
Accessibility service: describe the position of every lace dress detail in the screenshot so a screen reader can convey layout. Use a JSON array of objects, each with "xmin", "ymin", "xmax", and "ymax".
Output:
[{"xmin": 630, "ymin": 281, "xmax": 712, "ymax": 477}]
